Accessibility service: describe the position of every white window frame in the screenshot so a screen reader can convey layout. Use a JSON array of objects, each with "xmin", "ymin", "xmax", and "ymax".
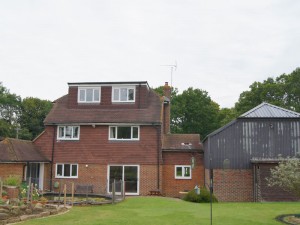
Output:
[
  {"xmin": 55, "ymin": 163, "xmax": 78, "ymax": 178},
  {"xmin": 112, "ymin": 86, "xmax": 135, "ymax": 102},
  {"xmin": 57, "ymin": 126, "xmax": 80, "ymax": 140},
  {"xmin": 109, "ymin": 126, "xmax": 140, "ymax": 140},
  {"xmin": 78, "ymin": 87, "xmax": 101, "ymax": 103},
  {"xmin": 175, "ymin": 165, "xmax": 192, "ymax": 179}
]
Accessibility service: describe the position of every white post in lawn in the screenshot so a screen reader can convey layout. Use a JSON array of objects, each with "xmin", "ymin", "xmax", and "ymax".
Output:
[
  {"xmin": 112, "ymin": 179, "xmax": 116, "ymax": 204},
  {"xmin": 64, "ymin": 184, "xmax": 67, "ymax": 207},
  {"xmin": 71, "ymin": 182, "xmax": 74, "ymax": 206}
]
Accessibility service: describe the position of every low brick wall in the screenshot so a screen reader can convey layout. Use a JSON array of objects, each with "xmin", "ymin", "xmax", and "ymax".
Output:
[{"xmin": 208, "ymin": 169, "xmax": 253, "ymax": 202}]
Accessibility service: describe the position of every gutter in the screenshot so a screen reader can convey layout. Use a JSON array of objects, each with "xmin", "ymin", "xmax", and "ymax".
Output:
[{"xmin": 50, "ymin": 126, "xmax": 56, "ymax": 192}]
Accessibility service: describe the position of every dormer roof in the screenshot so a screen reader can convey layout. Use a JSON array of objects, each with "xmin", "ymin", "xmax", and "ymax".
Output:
[{"xmin": 44, "ymin": 82, "xmax": 162, "ymax": 125}]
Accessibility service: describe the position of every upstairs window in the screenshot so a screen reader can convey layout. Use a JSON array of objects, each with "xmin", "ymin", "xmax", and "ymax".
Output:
[
  {"xmin": 58, "ymin": 126, "xmax": 80, "ymax": 140},
  {"xmin": 78, "ymin": 87, "xmax": 100, "ymax": 103},
  {"xmin": 109, "ymin": 126, "xmax": 139, "ymax": 140},
  {"xmin": 112, "ymin": 87, "xmax": 135, "ymax": 102},
  {"xmin": 56, "ymin": 163, "xmax": 78, "ymax": 178},
  {"xmin": 175, "ymin": 165, "xmax": 191, "ymax": 179}
]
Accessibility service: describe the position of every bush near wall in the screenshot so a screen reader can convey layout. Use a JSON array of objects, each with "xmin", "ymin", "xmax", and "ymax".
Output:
[{"xmin": 183, "ymin": 187, "xmax": 218, "ymax": 203}]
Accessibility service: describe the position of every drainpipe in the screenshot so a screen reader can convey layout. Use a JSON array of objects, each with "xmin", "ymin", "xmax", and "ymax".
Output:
[
  {"xmin": 50, "ymin": 126, "xmax": 56, "ymax": 192},
  {"xmin": 156, "ymin": 125, "xmax": 161, "ymax": 190},
  {"xmin": 138, "ymin": 83, "xmax": 141, "ymax": 109}
]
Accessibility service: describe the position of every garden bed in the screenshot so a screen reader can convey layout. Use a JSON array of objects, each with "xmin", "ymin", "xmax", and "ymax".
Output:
[
  {"xmin": 276, "ymin": 214, "xmax": 300, "ymax": 225},
  {"xmin": 0, "ymin": 202, "xmax": 69, "ymax": 224}
]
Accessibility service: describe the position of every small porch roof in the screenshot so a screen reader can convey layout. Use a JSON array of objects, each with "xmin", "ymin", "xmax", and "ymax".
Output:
[
  {"xmin": 0, "ymin": 138, "xmax": 50, "ymax": 163},
  {"xmin": 162, "ymin": 134, "xmax": 203, "ymax": 152}
]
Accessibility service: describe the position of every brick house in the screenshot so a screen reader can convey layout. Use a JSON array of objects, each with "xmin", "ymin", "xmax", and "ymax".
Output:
[
  {"xmin": 31, "ymin": 81, "xmax": 204, "ymax": 197},
  {"xmin": 204, "ymin": 103, "xmax": 300, "ymax": 202},
  {"xmin": 0, "ymin": 138, "xmax": 49, "ymax": 191}
]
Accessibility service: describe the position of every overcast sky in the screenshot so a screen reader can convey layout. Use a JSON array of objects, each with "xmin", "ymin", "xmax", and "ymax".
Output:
[{"xmin": 1, "ymin": 0, "xmax": 299, "ymax": 108}]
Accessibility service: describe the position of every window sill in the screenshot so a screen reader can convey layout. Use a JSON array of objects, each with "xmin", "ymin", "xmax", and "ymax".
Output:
[
  {"xmin": 109, "ymin": 139, "xmax": 139, "ymax": 142},
  {"xmin": 175, "ymin": 177, "xmax": 192, "ymax": 180},
  {"xmin": 57, "ymin": 139, "xmax": 80, "ymax": 141},
  {"xmin": 111, "ymin": 101, "xmax": 135, "ymax": 104}
]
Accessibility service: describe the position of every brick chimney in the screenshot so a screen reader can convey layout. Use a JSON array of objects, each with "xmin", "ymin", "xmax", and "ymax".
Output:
[{"xmin": 163, "ymin": 82, "xmax": 171, "ymax": 134}]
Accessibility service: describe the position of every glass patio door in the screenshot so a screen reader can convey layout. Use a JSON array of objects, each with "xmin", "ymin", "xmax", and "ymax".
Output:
[{"xmin": 108, "ymin": 165, "xmax": 139, "ymax": 195}]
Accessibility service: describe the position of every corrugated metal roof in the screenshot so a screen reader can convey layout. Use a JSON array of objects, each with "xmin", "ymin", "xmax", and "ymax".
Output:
[{"xmin": 239, "ymin": 102, "xmax": 300, "ymax": 118}]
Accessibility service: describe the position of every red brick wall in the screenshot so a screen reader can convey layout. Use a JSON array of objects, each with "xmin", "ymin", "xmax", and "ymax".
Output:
[
  {"xmin": 162, "ymin": 152, "xmax": 204, "ymax": 197},
  {"xmin": 0, "ymin": 163, "xmax": 24, "ymax": 181},
  {"xmin": 47, "ymin": 164, "xmax": 107, "ymax": 194},
  {"xmin": 34, "ymin": 127, "xmax": 54, "ymax": 160},
  {"xmin": 140, "ymin": 165, "xmax": 162, "ymax": 195},
  {"xmin": 35, "ymin": 125, "xmax": 160, "ymax": 165},
  {"xmin": 43, "ymin": 164, "xmax": 161, "ymax": 196},
  {"xmin": 209, "ymin": 169, "xmax": 253, "ymax": 202}
]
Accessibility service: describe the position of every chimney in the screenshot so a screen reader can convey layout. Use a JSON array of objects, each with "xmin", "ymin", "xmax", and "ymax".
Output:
[{"xmin": 163, "ymin": 82, "xmax": 171, "ymax": 134}]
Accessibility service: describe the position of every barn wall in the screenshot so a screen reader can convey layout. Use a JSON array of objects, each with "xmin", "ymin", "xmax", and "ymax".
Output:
[
  {"xmin": 254, "ymin": 163, "xmax": 300, "ymax": 202},
  {"xmin": 205, "ymin": 119, "xmax": 300, "ymax": 169}
]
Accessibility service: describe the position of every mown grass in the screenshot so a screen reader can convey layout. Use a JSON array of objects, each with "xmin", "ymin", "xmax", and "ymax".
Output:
[{"xmin": 19, "ymin": 197, "xmax": 300, "ymax": 225}]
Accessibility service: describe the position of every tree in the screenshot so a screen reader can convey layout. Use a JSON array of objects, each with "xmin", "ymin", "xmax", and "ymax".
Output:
[
  {"xmin": 171, "ymin": 88, "xmax": 220, "ymax": 139},
  {"xmin": 235, "ymin": 68, "xmax": 300, "ymax": 115},
  {"xmin": 218, "ymin": 107, "xmax": 237, "ymax": 127},
  {"xmin": 0, "ymin": 82, "xmax": 22, "ymax": 125},
  {"xmin": 0, "ymin": 83, "xmax": 52, "ymax": 140},
  {"xmin": 278, "ymin": 68, "xmax": 300, "ymax": 112},
  {"xmin": 19, "ymin": 97, "xmax": 52, "ymax": 139},
  {"xmin": 266, "ymin": 157, "xmax": 300, "ymax": 197},
  {"xmin": 0, "ymin": 83, "xmax": 22, "ymax": 138}
]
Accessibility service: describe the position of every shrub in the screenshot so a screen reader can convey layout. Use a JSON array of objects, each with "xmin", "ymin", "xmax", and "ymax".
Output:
[
  {"xmin": 20, "ymin": 182, "xmax": 40, "ymax": 200},
  {"xmin": 183, "ymin": 187, "xmax": 218, "ymax": 203},
  {"xmin": 1, "ymin": 190, "xmax": 7, "ymax": 197},
  {"xmin": 3, "ymin": 175, "xmax": 21, "ymax": 186}
]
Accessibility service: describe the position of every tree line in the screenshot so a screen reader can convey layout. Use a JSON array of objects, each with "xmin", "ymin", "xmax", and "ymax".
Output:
[
  {"xmin": 1, "ymin": 67, "xmax": 299, "ymax": 140},
  {"xmin": 155, "ymin": 67, "xmax": 300, "ymax": 139},
  {"xmin": 0, "ymin": 83, "xmax": 52, "ymax": 140}
]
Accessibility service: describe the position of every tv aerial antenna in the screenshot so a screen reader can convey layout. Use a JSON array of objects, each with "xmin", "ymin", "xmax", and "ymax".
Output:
[{"xmin": 160, "ymin": 61, "xmax": 177, "ymax": 87}]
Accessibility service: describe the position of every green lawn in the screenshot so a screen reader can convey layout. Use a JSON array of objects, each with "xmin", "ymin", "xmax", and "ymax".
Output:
[{"xmin": 19, "ymin": 197, "xmax": 299, "ymax": 225}]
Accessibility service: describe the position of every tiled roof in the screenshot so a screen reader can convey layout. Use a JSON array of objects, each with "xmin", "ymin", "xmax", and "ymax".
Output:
[
  {"xmin": 44, "ymin": 89, "xmax": 162, "ymax": 125},
  {"xmin": 239, "ymin": 102, "xmax": 300, "ymax": 118},
  {"xmin": 162, "ymin": 134, "xmax": 203, "ymax": 151},
  {"xmin": 0, "ymin": 138, "xmax": 50, "ymax": 162}
]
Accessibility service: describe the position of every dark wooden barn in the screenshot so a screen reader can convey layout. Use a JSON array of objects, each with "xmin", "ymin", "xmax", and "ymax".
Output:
[{"xmin": 204, "ymin": 102, "xmax": 300, "ymax": 202}]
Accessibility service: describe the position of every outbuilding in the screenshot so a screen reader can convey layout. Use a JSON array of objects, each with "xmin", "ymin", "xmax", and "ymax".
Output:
[{"xmin": 204, "ymin": 103, "xmax": 300, "ymax": 202}]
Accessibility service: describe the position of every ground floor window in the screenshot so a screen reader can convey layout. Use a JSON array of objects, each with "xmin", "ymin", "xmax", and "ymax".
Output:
[
  {"xmin": 56, "ymin": 163, "xmax": 78, "ymax": 178},
  {"xmin": 175, "ymin": 165, "xmax": 191, "ymax": 179},
  {"xmin": 108, "ymin": 165, "xmax": 139, "ymax": 195}
]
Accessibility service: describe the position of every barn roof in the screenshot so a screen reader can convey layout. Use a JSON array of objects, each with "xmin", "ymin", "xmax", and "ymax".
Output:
[
  {"xmin": 0, "ymin": 138, "xmax": 50, "ymax": 163},
  {"xmin": 204, "ymin": 103, "xmax": 300, "ymax": 140},
  {"xmin": 239, "ymin": 102, "xmax": 300, "ymax": 118}
]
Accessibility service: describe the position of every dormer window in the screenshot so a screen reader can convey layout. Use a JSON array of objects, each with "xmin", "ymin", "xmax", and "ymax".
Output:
[
  {"xmin": 78, "ymin": 87, "xmax": 101, "ymax": 103},
  {"xmin": 112, "ymin": 87, "xmax": 135, "ymax": 102}
]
